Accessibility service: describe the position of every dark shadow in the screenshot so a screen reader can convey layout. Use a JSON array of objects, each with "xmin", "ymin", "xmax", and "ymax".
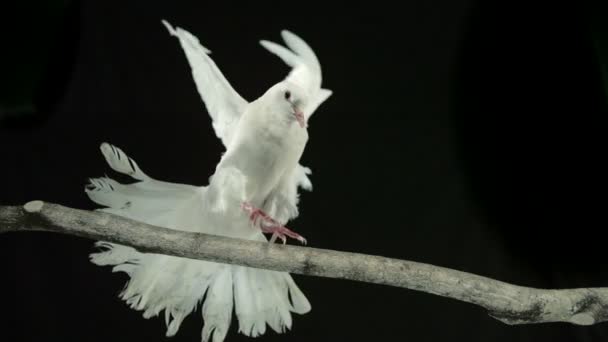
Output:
[
  {"xmin": 0, "ymin": 0, "xmax": 80, "ymax": 129},
  {"xmin": 452, "ymin": 2, "xmax": 608, "ymax": 273}
]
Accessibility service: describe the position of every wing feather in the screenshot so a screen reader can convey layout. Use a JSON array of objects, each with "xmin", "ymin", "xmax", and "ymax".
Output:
[
  {"xmin": 163, "ymin": 20, "xmax": 248, "ymax": 147},
  {"xmin": 260, "ymin": 30, "xmax": 331, "ymax": 120}
]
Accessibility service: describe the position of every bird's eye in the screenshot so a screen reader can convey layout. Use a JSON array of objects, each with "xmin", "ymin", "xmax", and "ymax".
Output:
[{"xmin": 284, "ymin": 91, "xmax": 291, "ymax": 100}]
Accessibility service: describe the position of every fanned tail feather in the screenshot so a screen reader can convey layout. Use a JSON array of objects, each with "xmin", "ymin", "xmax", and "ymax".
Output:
[
  {"xmin": 88, "ymin": 143, "xmax": 310, "ymax": 342},
  {"xmin": 233, "ymin": 266, "xmax": 310, "ymax": 337},
  {"xmin": 100, "ymin": 142, "xmax": 150, "ymax": 181},
  {"xmin": 201, "ymin": 267, "xmax": 234, "ymax": 342}
]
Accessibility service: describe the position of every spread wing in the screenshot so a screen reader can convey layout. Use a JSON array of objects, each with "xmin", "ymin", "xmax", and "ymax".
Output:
[
  {"xmin": 260, "ymin": 30, "xmax": 332, "ymax": 121},
  {"xmin": 163, "ymin": 20, "xmax": 248, "ymax": 148}
]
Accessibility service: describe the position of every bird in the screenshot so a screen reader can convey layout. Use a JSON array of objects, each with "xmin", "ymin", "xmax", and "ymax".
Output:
[{"xmin": 85, "ymin": 20, "xmax": 332, "ymax": 342}]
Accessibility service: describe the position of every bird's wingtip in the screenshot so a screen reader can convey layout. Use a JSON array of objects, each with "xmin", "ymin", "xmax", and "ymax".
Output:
[
  {"xmin": 280, "ymin": 29, "xmax": 294, "ymax": 38},
  {"xmin": 161, "ymin": 19, "xmax": 176, "ymax": 36}
]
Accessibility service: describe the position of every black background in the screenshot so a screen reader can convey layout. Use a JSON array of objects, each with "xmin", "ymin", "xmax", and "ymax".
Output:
[{"xmin": 1, "ymin": 1, "xmax": 608, "ymax": 341}]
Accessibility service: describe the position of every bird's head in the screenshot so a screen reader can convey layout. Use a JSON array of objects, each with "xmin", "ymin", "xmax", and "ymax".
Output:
[{"xmin": 265, "ymin": 82, "xmax": 307, "ymax": 128}]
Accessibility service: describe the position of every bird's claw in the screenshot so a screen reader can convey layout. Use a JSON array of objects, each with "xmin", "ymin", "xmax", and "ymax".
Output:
[
  {"xmin": 241, "ymin": 202, "xmax": 307, "ymax": 245},
  {"xmin": 262, "ymin": 223, "xmax": 307, "ymax": 245}
]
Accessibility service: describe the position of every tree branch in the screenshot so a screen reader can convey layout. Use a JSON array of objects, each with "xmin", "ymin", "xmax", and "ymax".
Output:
[{"xmin": 1, "ymin": 200, "xmax": 607, "ymax": 326}]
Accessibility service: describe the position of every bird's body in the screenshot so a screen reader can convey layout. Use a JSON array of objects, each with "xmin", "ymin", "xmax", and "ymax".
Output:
[
  {"xmin": 86, "ymin": 21, "xmax": 331, "ymax": 342},
  {"xmin": 216, "ymin": 88, "xmax": 309, "ymax": 207}
]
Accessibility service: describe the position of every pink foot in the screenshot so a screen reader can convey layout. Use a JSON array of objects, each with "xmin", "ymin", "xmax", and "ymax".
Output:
[
  {"xmin": 241, "ymin": 202, "xmax": 307, "ymax": 244},
  {"xmin": 260, "ymin": 222, "xmax": 307, "ymax": 245}
]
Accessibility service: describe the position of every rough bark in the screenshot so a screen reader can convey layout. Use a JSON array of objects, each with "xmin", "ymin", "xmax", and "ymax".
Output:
[{"xmin": 1, "ymin": 201, "xmax": 607, "ymax": 326}]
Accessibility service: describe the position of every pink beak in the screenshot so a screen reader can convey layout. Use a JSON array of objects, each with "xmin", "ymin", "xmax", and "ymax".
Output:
[{"xmin": 294, "ymin": 108, "xmax": 306, "ymax": 128}]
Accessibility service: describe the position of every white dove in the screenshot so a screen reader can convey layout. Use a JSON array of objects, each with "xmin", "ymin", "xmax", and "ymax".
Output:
[{"xmin": 85, "ymin": 20, "xmax": 332, "ymax": 342}]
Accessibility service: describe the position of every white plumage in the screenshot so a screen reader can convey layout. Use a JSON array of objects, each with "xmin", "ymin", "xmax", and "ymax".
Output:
[{"xmin": 86, "ymin": 20, "xmax": 331, "ymax": 342}]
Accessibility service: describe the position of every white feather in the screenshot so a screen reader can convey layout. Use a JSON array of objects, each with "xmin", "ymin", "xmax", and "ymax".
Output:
[
  {"xmin": 89, "ymin": 20, "xmax": 330, "ymax": 342},
  {"xmin": 99, "ymin": 142, "xmax": 149, "ymax": 180},
  {"xmin": 89, "ymin": 144, "xmax": 311, "ymax": 341},
  {"xmin": 162, "ymin": 20, "xmax": 248, "ymax": 148},
  {"xmin": 259, "ymin": 40, "xmax": 300, "ymax": 68}
]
